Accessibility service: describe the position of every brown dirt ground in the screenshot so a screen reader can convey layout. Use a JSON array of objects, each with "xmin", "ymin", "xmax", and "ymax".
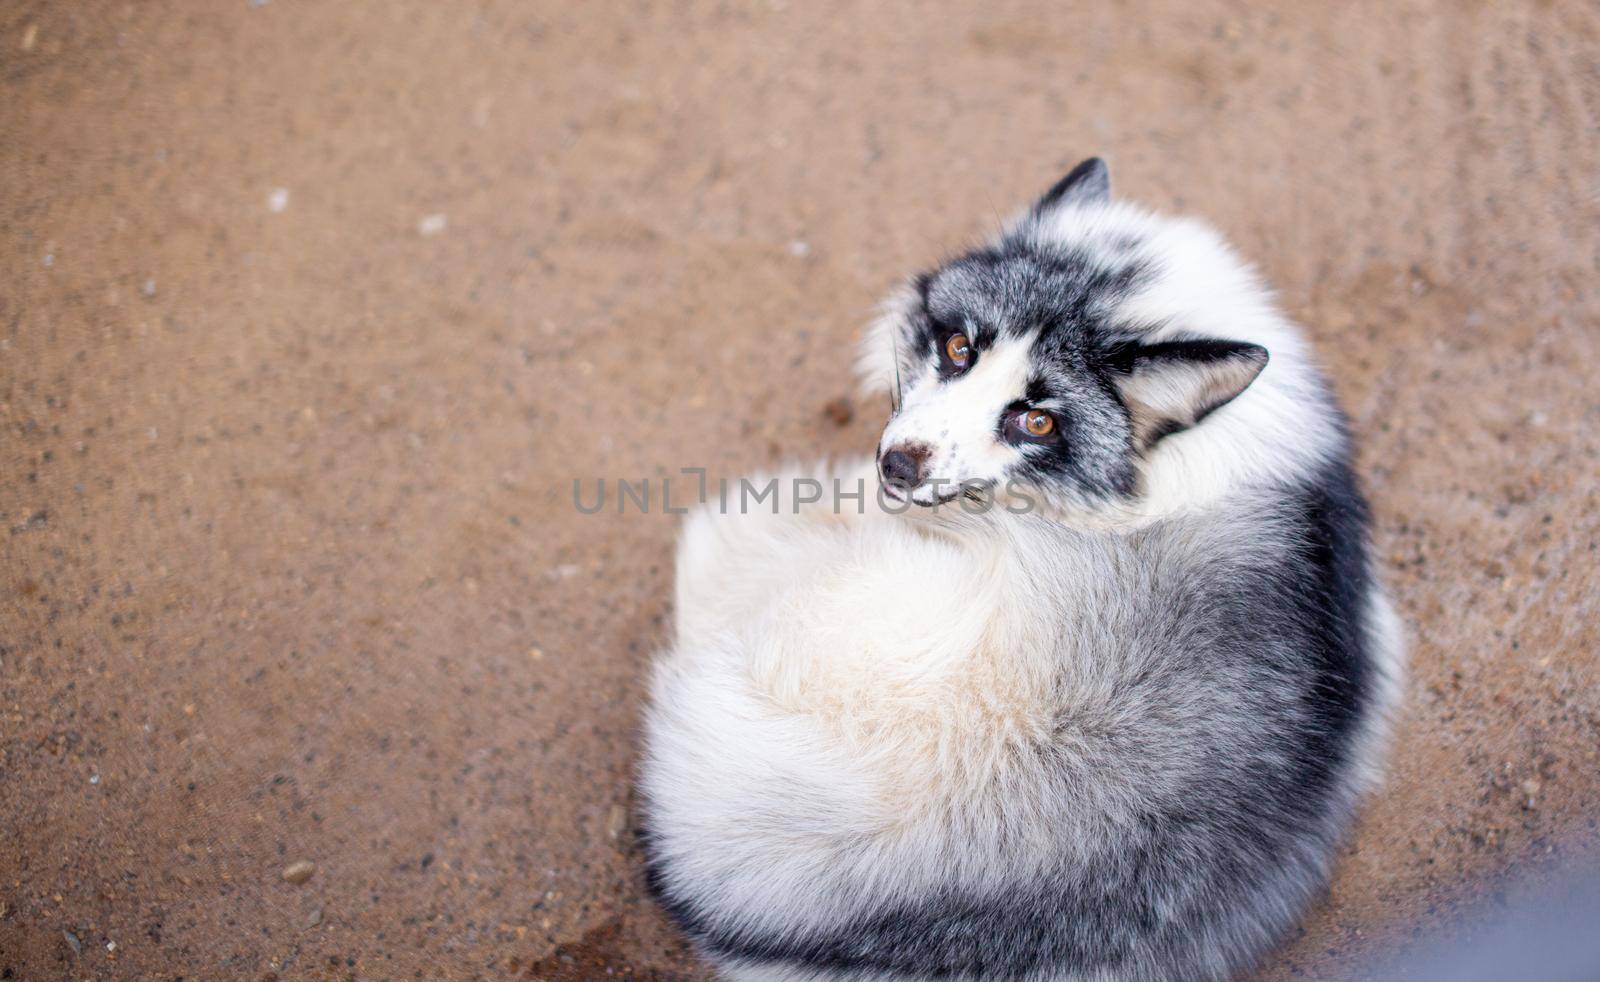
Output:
[{"xmin": 3, "ymin": 1, "xmax": 1599, "ymax": 979}]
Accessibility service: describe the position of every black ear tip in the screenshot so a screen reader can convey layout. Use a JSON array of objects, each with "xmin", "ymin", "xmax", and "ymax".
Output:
[
  {"xmin": 1037, "ymin": 156, "xmax": 1112, "ymax": 212},
  {"xmin": 1074, "ymin": 156, "xmax": 1108, "ymax": 176}
]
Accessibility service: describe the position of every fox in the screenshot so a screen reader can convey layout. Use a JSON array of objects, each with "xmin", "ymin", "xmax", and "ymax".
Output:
[{"xmin": 637, "ymin": 158, "xmax": 1404, "ymax": 981}]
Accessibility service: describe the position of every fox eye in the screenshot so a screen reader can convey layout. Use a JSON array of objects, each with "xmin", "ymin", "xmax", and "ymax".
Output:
[
  {"xmin": 1017, "ymin": 408, "xmax": 1056, "ymax": 439},
  {"xmin": 943, "ymin": 333, "xmax": 972, "ymax": 370}
]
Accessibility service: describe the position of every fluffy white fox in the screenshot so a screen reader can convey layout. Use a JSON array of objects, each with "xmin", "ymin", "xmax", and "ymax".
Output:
[{"xmin": 638, "ymin": 159, "xmax": 1404, "ymax": 981}]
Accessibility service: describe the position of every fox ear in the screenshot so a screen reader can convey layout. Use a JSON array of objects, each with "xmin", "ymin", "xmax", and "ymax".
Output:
[
  {"xmin": 1034, "ymin": 157, "xmax": 1110, "ymax": 214},
  {"xmin": 1113, "ymin": 339, "xmax": 1268, "ymax": 446}
]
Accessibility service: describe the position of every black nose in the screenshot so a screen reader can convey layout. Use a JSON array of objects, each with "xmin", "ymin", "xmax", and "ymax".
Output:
[{"xmin": 880, "ymin": 446, "xmax": 927, "ymax": 488}]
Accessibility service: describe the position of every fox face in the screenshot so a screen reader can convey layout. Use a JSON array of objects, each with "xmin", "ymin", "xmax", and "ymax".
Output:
[{"xmin": 868, "ymin": 159, "xmax": 1269, "ymax": 514}]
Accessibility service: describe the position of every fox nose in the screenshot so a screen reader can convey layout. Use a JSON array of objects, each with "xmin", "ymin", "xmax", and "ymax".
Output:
[{"xmin": 879, "ymin": 444, "xmax": 929, "ymax": 489}]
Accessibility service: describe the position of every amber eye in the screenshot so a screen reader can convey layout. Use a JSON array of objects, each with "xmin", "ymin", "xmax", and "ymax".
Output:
[
  {"xmin": 944, "ymin": 333, "xmax": 972, "ymax": 368},
  {"xmin": 1022, "ymin": 409, "xmax": 1055, "ymax": 437}
]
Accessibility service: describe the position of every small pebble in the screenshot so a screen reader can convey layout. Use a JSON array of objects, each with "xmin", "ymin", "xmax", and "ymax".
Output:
[
  {"xmin": 62, "ymin": 929, "xmax": 82, "ymax": 956},
  {"xmin": 21, "ymin": 24, "xmax": 38, "ymax": 51},
  {"xmin": 267, "ymin": 188, "xmax": 289, "ymax": 213},
  {"xmin": 141, "ymin": 278, "xmax": 157, "ymax": 298},
  {"xmin": 788, "ymin": 240, "xmax": 810, "ymax": 257},
  {"xmin": 606, "ymin": 803, "xmax": 628, "ymax": 840},
  {"xmin": 306, "ymin": 907, "xmax": 323, "ymax": 928},
  {"xmin": 418, "ymin": 213, "xmax": 448, "ymax": 236},
  {"xmin": 281, "ymin": 860, "xmax": 316, "ymax": 884}
]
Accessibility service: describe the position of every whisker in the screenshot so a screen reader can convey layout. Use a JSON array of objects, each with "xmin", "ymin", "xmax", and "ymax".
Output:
[{"xmin": 890, "ymin": 328, "xmax": 903, "ymax": 415}]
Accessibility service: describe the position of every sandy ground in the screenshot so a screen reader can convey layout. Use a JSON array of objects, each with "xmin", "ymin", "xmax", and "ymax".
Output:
[{"xmin": 3, "ymin": 1, "xmax": 1599, "ymax": 978}]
